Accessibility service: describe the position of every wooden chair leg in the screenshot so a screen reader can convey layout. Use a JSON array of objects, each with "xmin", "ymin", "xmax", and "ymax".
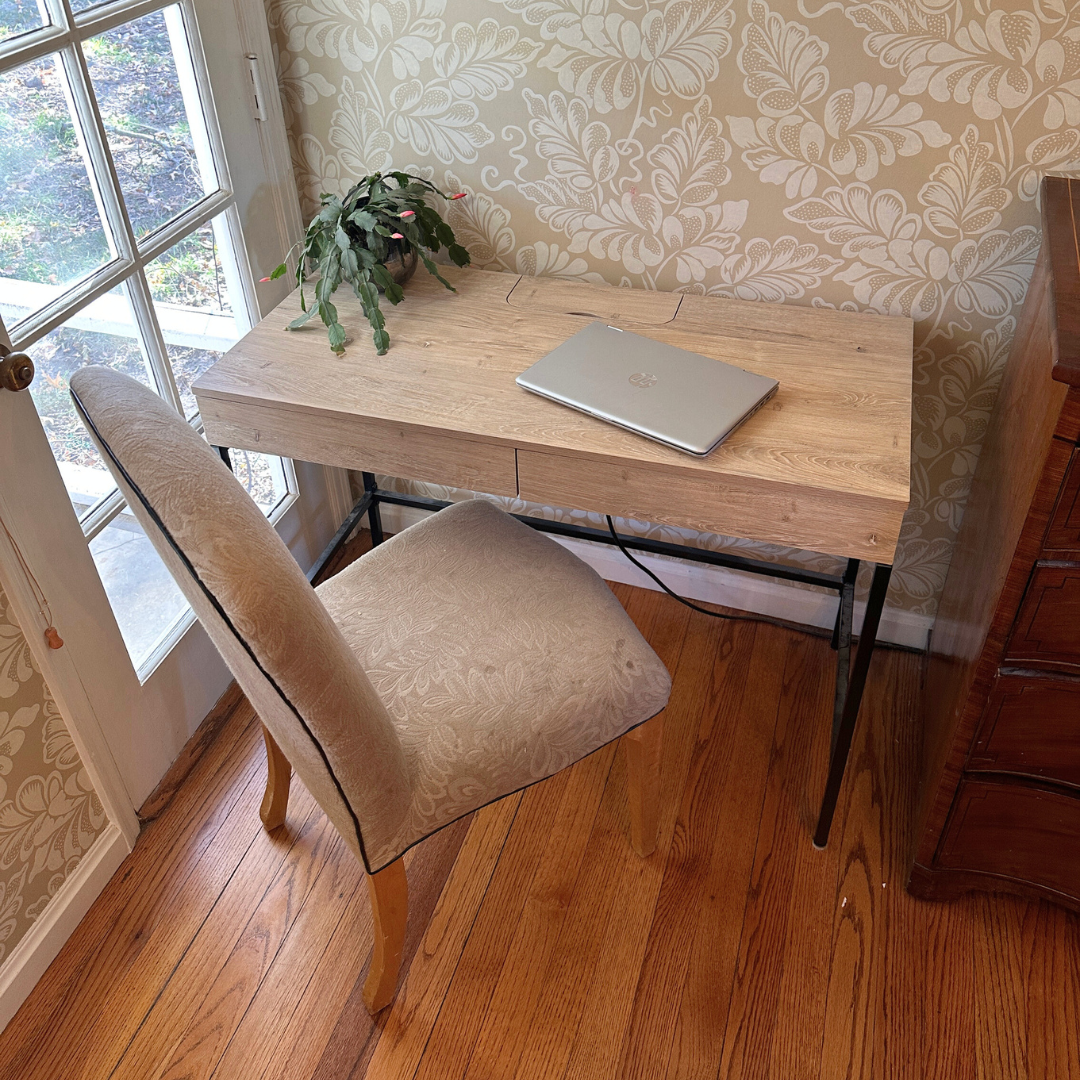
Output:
[
  {"xmin": 363, "ymin": 858, "xmax": 409, "ymax": 1014},
  {"xmin": 259, "ymin": 723, "xmax": 291, "ymax": 831},
  {"xmin": 623, "ymin": 713, "xmax": 663, "ymax": 857}
]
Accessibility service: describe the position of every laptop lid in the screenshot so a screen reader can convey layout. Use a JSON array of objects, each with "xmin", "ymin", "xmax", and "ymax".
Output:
[{"xmin": 515, "ymin": 321, "xmax": 779, "ymax": 456}]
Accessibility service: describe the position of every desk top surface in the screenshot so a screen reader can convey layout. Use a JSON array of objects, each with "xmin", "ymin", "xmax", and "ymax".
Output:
[{"xmin": 194, "ymin": 267, "xmax": 913, "ymax": 562}]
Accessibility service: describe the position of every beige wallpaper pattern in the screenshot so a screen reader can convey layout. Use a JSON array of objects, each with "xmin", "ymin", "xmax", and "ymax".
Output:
[
  {"xmin": 0, "ymin": 584, "xmax": 106, "ymax": 964},
  {"xmin": 265, "ymin": 0, "xmax": 1080, "ymax": 616}
]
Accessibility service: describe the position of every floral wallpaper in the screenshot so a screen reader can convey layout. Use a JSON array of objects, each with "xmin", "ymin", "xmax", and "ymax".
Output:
[
  {"xmin": 0, "ymin": 584, "xmax": 107, "ymax": 965},
  {"xmin": 265, "ymin": 0, "xmax": 1080, "ymax": 616}
]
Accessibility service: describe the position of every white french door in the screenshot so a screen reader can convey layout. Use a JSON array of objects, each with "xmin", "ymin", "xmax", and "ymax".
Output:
[{"xmin": 0, "ymin": 0, "xmax": 341, "ymax": 810}]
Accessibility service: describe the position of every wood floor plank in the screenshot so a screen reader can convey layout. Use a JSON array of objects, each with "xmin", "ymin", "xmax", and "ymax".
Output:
[
  {"xmin": 212, "ymin": 819, "xmax": 366, "ymax": 1080},
  {"xmin": 715, "ymin": 630, "xmax": 832, "ymax": 1080},
  {"xmin": 1023, "ymin": 902, "xmax": 1080, "ymax": 1080},
  {"xmin": 506, "ymin": 595, "xmax": 693, "ymax": 1080},
  {"xmin": 922, "ymin": 898, "xmax": 977, "ymax": 1080},
  {"xmin": 156, "ymin": 803, "xmax": 353, "ymax": 1080},
  {"xmin": 406, "ymin": 775, "xmax": 570, "ymax": 1080},
  {"xmin": 298, "ymin": 816, "xmax": 472, "ymax": 1080},
  {"xmin": 461, "ymin": 744, "xmax": 618, "ymax": 1080},
  {"xmin": 659, "ymin": 625, "xmax": 796, "ymax": 1080},
  {"xmin": 974, "ymin": 894, "xmax": 1030, "ymax": 1080},
  {"xmin": 818, "ymin": 656, "xmax": 892, "ymax": 1080},
  {"xmin": 456, "ymin": 586, "xmax": 671, "ymax": 1080},
  {"xmin": 75, "ymin": 762, "xmax": 272, "ymax": 1080},
  {"xmin": 361, "ymin": 794, "xmax": 522, "ymax": 1080},
  {"xmin": 872, "ymin": 651, "xmax": 975, "ymax": 1080},
  {"xmin": 551, "ymin": 608, "xmax": 728, "ymax": 1080},
  {"xmin": 0, "ymin": 708, "xmax": 265, "ymax": 1080},
  {"xmin": 570, "ymin": 616, "xmax": 763, "ymax": 1080},
  {"xmin": 758, "ymin": 638, "xmax": 841, "ymax": 1080},
  {"xmin": 110, "ymin": 784, "xmax": 326, "ymax": 1080}
]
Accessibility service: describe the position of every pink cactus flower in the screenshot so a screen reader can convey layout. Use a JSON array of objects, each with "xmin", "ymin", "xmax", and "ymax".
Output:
[
  {"xmin": 391, "ymin": 232, "xmax": 405, "ymax": 239},
  {"xmin": 259, "ymin": 276, "xmax": 271, "ymax": 282},
  {"xmin": 399, "ymin": 209, "xmax": 416, "ymax": 218},
  {"xmin": 450, "ymin": 192, "xmax": 467, "ymax": 200}
]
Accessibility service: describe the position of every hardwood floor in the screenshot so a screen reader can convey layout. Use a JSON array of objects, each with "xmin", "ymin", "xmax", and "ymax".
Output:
[{"xmin": 2, "ymin": 575, "xmax": 1078, "ymax": 1079}]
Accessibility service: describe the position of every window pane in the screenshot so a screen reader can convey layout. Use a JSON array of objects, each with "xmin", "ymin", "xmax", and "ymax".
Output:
[
  {"xmin": 145, "ymin": 218, "xmax": 238, "ymax": 418},
  {"xmin": 0, "ymin": 55, "xmax": 113, "ymax": 324},
  {"xmin": 229, "ymin": 449, "xmax": 289, "ymax": 516},
  {"xmin": 84, "ymin": 6, "xmax": 217, "ymax": 239},
  {"xmin": 0, "ymin": 0, "xmax": 48, "ymax": 42},
  {"xmin": 89, "ymin": 509, "xmax": 189, "ymax": 671},
  {"xmin": 26, "ymin": 287, "xmax": 154, "ymax": 516}
]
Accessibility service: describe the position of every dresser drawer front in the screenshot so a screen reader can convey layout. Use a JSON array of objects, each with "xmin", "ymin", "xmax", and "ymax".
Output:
[
  {"xmin": 1046, "ymin": 449, "xmax": 1080, "ymax": 555},
  {"xmin": 938, "ymin": 779, "xmax": 1080, "ymax": 900},
  {"xmin": 1004, "ymin": 565, "xmax": 1080, "ymax": 674},
  {"xmin": 971, "ymin": 674, "xmax": 1080, "ymax": 786}
]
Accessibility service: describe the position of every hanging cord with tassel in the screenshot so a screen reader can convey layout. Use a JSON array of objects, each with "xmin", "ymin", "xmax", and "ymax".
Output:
[{"xmin": 0, "ymin": 517, "xmax": 63, "ymax": 649}]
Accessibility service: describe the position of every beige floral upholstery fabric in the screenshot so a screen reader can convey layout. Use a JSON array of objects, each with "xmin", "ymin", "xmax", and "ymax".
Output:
[
  {"xmin": 69, "ymin": 369, "xmax": 670, "ymax": 871},
  {"xmin": 317, "ymin": 499, "xmax": 671, "ymax": 855}
]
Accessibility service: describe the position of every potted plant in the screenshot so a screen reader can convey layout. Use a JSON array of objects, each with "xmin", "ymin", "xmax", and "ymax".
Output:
[{"xmin": 267, "ymin": 172, "xmax": 471, "ymax": 355}]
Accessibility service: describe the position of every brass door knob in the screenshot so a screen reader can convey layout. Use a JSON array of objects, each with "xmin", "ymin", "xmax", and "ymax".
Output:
[{"xmin": 0, "ymin": 345, "xmax": 34, "ymax": 392}]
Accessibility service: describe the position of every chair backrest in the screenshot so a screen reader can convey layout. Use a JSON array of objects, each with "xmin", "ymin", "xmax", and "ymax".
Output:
[{"xmin": 70, "ymin": 367, "xmax": 411, "ymax": 872}]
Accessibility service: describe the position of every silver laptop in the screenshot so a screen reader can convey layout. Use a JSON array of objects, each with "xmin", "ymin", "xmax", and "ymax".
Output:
[{"xmin": 516, "ymin": 321, "xmax": 779, "ymax": 456}]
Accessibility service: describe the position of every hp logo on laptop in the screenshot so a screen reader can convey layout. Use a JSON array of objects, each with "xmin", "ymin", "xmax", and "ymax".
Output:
[{"xmin": 629, "ymin": 372, "xmax": 657, "ymax": 388}]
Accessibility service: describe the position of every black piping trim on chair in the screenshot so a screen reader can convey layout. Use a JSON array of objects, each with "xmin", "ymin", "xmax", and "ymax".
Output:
[{"xmin": 70, "ymin": 388, "xmax": 374, "ymax": 873}]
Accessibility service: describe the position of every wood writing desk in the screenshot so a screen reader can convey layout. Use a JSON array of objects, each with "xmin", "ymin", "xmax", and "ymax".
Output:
[{"xmin": 194, "ymin": 267, "xmax": 914, "ymax": 844}]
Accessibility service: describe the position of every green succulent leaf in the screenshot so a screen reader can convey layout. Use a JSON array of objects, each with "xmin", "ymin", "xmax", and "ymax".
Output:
[
  {"xmin": 435, "ymin": 222, "xmax": 455, "ymax": 247},
  {"xmin": 370, "ymin": 263, "xmax": 394, "ymax": 291},
  {"xmin": 419, "ymin": 252, "xmax": 455, "ymax": 292},
  {"xmin": 327, "ymin": 320, "xmax": 347, "ymax": 353},
  {"xmin": 448, "ymin": 243, "xmax": 471, "ymax": 267},
  {"xmin": 286, "ymin": 305, "xmax": 320, "ymax": 329},
  {"xmin": 384, "ymin": 281, "xmax": 405, "ymax": 305}
]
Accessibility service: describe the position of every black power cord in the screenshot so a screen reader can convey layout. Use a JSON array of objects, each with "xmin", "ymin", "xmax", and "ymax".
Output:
[{"xmin": 604, "ymin": 515, "xmax": 832, "ymax": 638}]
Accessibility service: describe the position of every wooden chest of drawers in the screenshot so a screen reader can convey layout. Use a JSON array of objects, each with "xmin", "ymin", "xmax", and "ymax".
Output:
[{"xmin": 909, "ymin": 176, "xmax": 1080, "ymax": 910}]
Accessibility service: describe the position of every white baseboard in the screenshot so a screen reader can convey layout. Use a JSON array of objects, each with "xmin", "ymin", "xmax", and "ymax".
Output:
[
  {"xmin": 378, "ymin": 503, "xmax": 931, "ymax": 651},
  {"xmin": 0, "ymin": 822, "xmax": 131, "ymax": 1033}
]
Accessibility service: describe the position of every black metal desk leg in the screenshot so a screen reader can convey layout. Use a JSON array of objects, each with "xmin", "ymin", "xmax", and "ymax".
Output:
[
  {"xmin": 831, "ymin": 561, "xmax": 859, "ymax": 737},
  {"xmin": 813, "ymin": 562, "xmax": 893, "ymax": 849},
  {"xmin": 362, "ymin": 472, "xmax": 384, "ymax": 545}
]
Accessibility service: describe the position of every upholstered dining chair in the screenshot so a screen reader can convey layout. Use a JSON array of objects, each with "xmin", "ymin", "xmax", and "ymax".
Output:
[{"xmin": 70, "ymin": 367, "xmax": 671, "ymax": 1013}]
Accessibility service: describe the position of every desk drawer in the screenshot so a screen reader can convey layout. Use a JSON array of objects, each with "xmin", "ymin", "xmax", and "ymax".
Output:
[
  {"xmin": 200, "ymin": 397, "xmax": 518, "ymax": 496},
  {"xmin": 516, "ymin": 450, "xmax": 900, "ymax": 563},
  {"xmin": 1004, "ymin": 564, "xmax": 1080, "ymax": 675},
  {"xmin": 970, "ymin": 673, "xmax": 1080, "ymax": 787}
]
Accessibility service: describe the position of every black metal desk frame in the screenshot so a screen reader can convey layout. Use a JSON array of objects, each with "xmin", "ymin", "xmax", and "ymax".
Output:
[{"xmin": 261, "ymin": 458, "xmax": 894, "ymax": 849}]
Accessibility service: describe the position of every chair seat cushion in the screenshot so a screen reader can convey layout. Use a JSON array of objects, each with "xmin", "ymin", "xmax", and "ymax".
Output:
[{"xmin": 316, "ymin": 499, "xmax": 671, "ymax": 857}]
